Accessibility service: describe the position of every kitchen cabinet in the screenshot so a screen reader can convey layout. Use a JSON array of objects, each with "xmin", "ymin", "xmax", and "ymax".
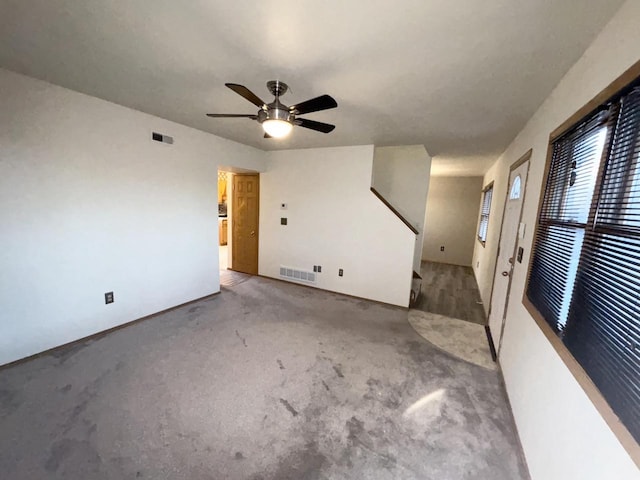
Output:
[{"xmin": 219, "ymin": 218, "xmax": 228, "ymax": 245}]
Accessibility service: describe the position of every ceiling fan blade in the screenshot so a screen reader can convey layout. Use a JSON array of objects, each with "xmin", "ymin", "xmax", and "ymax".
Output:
[
  {"xmin": 290, "ymin": 95, "xmax": 337, "ymax": 115},
  {"xmin": 295, "ymin": 118, "xmax": 336, "ymax": 134},
  {"xmin": 225, "ymin": 83, "xmax": 266, "ymax": 108},
  {"xmin": 206, "ymin": 113, "xmax": 258, "ymax": 119}
]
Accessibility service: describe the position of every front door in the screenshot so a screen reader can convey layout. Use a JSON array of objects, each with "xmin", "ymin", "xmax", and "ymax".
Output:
[
  {"xmin": 488, "ymin": 152, "xmax": 531, "ymax": 353},
  {"xmin": 232, "ymin": 174, "xmax": 259, "ymax": 275}
]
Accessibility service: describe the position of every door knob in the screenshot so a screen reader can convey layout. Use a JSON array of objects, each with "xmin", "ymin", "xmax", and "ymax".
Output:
[
  {"xmin": 250, "ymin": 231, "xmax": 256, "ymax": 237},
  {"xmin": 501, "ymin": 271, "xmax": 510, "ymax": 277}
]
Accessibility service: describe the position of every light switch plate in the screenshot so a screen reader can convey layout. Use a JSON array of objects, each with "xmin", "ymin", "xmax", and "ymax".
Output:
[{"xmin": 518, "ymin": 222, "xmax": 526, "ymax": 239}]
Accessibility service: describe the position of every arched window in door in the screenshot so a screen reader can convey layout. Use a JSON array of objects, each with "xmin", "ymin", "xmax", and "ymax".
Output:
[{"xmin": 509, "ymin": 175, "xmax": 522, "ymax": 200}]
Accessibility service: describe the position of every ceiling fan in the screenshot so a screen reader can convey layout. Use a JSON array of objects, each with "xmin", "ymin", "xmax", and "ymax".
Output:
[{"xmin": 206, "ymin": 81, "xmax": 338, "ymax": 139}]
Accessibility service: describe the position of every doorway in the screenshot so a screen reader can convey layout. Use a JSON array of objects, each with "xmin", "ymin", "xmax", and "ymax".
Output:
[
  {"xmin": 487, "ymin": 150, "xmax": 531, "ymax": 354},
  {"xmin": 218, "ymin": 170, "xmax": 229, "ymax": 271},
  {"xmin": 217, "ymin": 170, "xmax": 260, "ymax": 277}
]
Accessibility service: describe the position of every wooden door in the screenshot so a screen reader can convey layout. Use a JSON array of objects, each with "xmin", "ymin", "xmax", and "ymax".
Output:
[{"xmin": 232, "ymin": 174, "xmax": 259, "ymax": 275}]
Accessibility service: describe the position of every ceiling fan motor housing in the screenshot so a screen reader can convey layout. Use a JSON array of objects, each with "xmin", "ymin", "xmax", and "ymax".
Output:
[
  {"xmin": 261, "ymin": 98, "xmax": 292, "ymax": 124},
  {"xmin": 267, "ymin": 80, "xmax": 288, "ymax": 97}
]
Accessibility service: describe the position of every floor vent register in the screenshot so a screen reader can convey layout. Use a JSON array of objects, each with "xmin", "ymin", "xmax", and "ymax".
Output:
[{"xmin": 280, "ymin": 266, "xmax": 316, "ymax": 284}]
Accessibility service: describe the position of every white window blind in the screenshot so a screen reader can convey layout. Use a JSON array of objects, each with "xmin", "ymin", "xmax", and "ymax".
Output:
[{"xmin": 478, "ymin": 185, "xmax": 493, "ymax": 244}]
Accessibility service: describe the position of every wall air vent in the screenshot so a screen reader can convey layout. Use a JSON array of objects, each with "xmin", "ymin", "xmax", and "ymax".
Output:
[
  {"xmin": 152, "ymin": 132, "xmax": 174, "ymax": 144},
  {"xmin": 279, "ymin": 266, "xmax": 316, "ymax": 284}
]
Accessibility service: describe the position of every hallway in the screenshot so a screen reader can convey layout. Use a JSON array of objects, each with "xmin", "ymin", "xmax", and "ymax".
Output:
[{"xmin": 414, "ymin": 261, "xmax": 487, "ymax": 325}]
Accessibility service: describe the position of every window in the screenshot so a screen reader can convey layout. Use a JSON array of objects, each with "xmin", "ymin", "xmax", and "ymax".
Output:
[
  {"xmin": 509, "ymin": 175, "xmax": 522, "ymax": 200},
  {"xmin": 478, "ymin": 183, "xmax": 493, "ymax": 245},
  {"xmin": 526, "ymin": 79, "xmax": 640, "ymax": 444}
]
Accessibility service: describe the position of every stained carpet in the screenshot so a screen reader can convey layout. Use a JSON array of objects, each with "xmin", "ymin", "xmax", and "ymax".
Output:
[{"xmin": 0, "ymin": 276, "xmax": 528, "ymax": 479}]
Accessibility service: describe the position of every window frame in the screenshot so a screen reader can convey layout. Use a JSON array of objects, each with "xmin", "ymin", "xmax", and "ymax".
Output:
[
  {"xmin": 477, "ymin": 182, "xmax": 494, "ymax": 247},
  {"xmin": 522, "ymin": 59, "xmax": 640, "ymax": 465}
]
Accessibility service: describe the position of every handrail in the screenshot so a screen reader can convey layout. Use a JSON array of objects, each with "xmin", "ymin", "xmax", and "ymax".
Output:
[{"xmin": 370, "ymin": 187, "xmax": 419, "ymax": 235}]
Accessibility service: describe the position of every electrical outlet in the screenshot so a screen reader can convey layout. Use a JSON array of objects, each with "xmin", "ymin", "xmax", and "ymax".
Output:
[
  {"xmin": 440, "ymin": 246, "xmax": 445, "ymax": 251},
  {"xmin": 281, "ymin": 217, "xmax": 287, "ymax": 225},
  {"xmin": 313, "ymin": 265, "xmax": 318, "ymax": 272},
  {"xmin": 317, "ymin": 265, "xmax": 322, "ymax": 273},
  {"xmin": 280, "ymin": 203, "xmax": 287, "ymax": 210},
  {"xmin": 105, "ymin": 292, "xmax": 114, "ymax": 304},
  {"xmin": 338, "ymin": 268, "xmax": 344, "ymax": 277}
]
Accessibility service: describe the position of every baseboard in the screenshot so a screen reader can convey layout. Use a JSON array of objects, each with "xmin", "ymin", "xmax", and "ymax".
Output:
[
  {"xmin": 485, "ymin": 325, "xmax": 498, "ymax": 362},
  {"xmin": 0, "ymin": 291, "xmax": 221, "ymax": 370},
  {"xmin": 420, "ymin": 259, "xmax": 473, "ymax": 268},
  {"xmin": 257, "ymin": 274, "xmax": 409, "ymax": 311}
]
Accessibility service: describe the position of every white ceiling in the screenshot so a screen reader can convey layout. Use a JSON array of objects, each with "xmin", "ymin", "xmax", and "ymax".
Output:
[{"xmin": 0, "ymin": 1, "xmax": 624, "ymax": 175}]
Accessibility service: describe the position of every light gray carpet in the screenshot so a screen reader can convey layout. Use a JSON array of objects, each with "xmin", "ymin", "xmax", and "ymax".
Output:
[{"xmin": 0, "ymin": 276, "xmax": 529, "ymax": 479}]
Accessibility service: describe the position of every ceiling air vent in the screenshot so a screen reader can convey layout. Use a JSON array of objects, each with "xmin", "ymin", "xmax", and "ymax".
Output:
[{"xmin": 280, "ymin": 266, "xmax": 316, "ymax": 284}]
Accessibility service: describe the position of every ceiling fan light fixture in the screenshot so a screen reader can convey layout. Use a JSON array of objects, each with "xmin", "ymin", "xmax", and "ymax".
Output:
[
  {"xmin": 207, "ymin": 81, "xmax": 337, "ymax": 138},
  {"xmin": 262, "ymin": 119, "xmax": 293, "ymax": 138}
]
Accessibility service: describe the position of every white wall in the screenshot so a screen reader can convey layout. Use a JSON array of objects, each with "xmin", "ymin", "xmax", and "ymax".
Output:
[
  {"xmin": 422, "ymin": 176, "xmax": 483, "ymax": 266},
  {"xmin": 260, "ymin": 146, "xmax": 416, "ymax": 307},
  {"xmin": 0, "ymin": 68, "xmax": 264, "ymax": 366},
  {"xmin": 472, "ymin": 156, "xmax": 507, "ymax": 312},
  {"xmin": 472, "ymin": 1, "xmax": 640, "ymax": 478},
  {"xmin": 372, "ymin": 145, "xmax": 432, "ymax": 272}
]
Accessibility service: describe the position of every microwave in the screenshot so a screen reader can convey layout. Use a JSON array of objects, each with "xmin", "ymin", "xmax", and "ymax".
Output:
[{"xmin": 218, "ymin": 203, "xmax": 227, "ymax": 217}]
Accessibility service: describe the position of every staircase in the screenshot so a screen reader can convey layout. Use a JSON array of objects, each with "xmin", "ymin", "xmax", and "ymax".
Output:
[{"xmin": 370, "ymin": 145, "xmax": 431, "ymax": 307}]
